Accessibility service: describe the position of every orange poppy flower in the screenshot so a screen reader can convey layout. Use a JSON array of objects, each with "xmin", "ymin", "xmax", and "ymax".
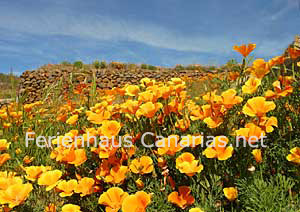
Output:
[
  {"xmin": 69, "ymin": 149, "xmax": 87, "ymax": 166},
  {"xmin": 242, "ymin": 97, "xmax": 276, "ymax": 117},
  {"xmin": 176, "ymin": 152, "xmax": 203, "ymax": 176},
  {"xmin": 223, "ymin": 187, "xmax": 238, "ymax": 201},
  {"xmin": 61, "ymin": 204, "xmax": 82, "ymax": 212},
  {"xmin": 248, "ymin": 59, "xmax": 270, "ymax": 79},
  {"xmin": 138, "ymin": 91, "xmax": 156, "ymax": 103},
  {"xmin": 220, "ymin": 89, "xmax": 243, "ymax": 109},
  {"xmin": 160, "ymin": 85, "xmax": 173, "ymax": 99},
  {"xmin": 3, "ymin": 123, "xmax": 11, "ymax": 129},
  {"xmin": 122, "ymin": 191, "xmax": 152, "ymax": 212},
  {"xmin": 92, "ymin": 140, "xmax": 119, "ymax": 159},
  {"xmin": 140, "ymin": 78, "xmax": 156, "ymax": 87},
  {"xmin": 268, "ymin": 56, "xmax": 285, "ymax": 67},
  {"xmin": 129, "ymin": 156, "xmax": 154, "ymax": 175},
  {"xmin": 203, "ymin": 136, "xmax": 233, "ymax": 160},
  {"xmin": 233, "ymin": 43, "xmax": 256, "ymax": 57},
  {"xmin": 98, "ymin": 187, "xmax": 129, "ymax": 211},
  {"xmin": 203, "ymin": 117, "xmax": 223, "ymax": 129},
  {"xmin": 66, "ymin": 114, "xmax": 78, "ymax": 125},
  {"xmin": 0, "ymin": 139, "xmax": 10, "ymax": 151},
  {"xmin": 157, "ymin": 135, "xmax": 184, "ymax": 156},
  {"xmin": 288, "ymin": 47, "xmax": 300, "ymax": 59},
  {"xmin": 168, "ymin": 186, "xmax": 195, "ymax": 209},
  {"xmin": 25, "ymin": 166, "xmax": 51, "ymax": 182},
  {"xmin": 100, "ymin": 120, "xmax": 121, "ymax": 138},
  {"xmin": 265, "ymin": 80, "xmax": 293, "ymax": 100},
  {"xmin": 38, "ymin": 170, "xmax": 62, "ymax": 191},
  {"xmin": 75, "ymin": 177, "xmax": 95, "ymax": 197},
  {"xmin": 104, "ymin": 165, "xmax": 128, "ymax": 184},
  {"xmin": 125, "ymin": 85, "xmax": 140, "ymax": 96},
  {"xmin": 0, "ymin": 183, "xmax": 33, "ymax": 208},
  {"xmin": 95, "ymin": 160, "xmax": 111, "ymax": 179},
  {"xmin": 180, "ymin": 135, "xmax": 203, "ymax": 147},
  {"xmin": 242, "ymin": 78, "xmax": 261, "ymax": 94},
  {"xmin": 15, "ymin": 148, "xmax": 22, "ymax": 155},
  {"xmin": 50, "ymin": 146, "xmax": 76, "ymax": 164},
  {"xmin": 274, "ymin": 80, "xmax": 294, "ymax": 96},
  {"xmin": 157, "ymin": 157, "xmax": 167, "ymax": 168},
  {"xmin": 286, "ymin": 147, "xmax": 300, "ymax": 164},
  {"xmin": 259, "ymin": 116, "xmax": 278, "ymax": 133},
  {"xmin": 0, "ymin": 153, "xmax": 11, "ymax": 166},
  {"xmin": 190, "ymin": 104, "xmax": 212, "ymax": 121},
  {"xmin": 264, "ymin": 90, "xmax": 276, "ymax": 100},
  {"xmin": 235, "ymin": 123, "xmax": 265, "ymax": 144},
  {"xmin": 56, "ymin": 179, "xmax": 78, "ymax": 197},
  {"xmin": 0, "ymin": 174, "xmax": 22, "ymax": 191},
  {"xmin": 121, "ymin": 100, "xmax": 140, "ymax": 114},
  {"xmin": 228, "ymin": 72, "xmax": 240, "ymax": 81},
  {"xmin": 86, "ymin": 110, "xmax": 111, "ymax": 125},
  {"xmin": 136, "ymin": 102, "xmax": 162, "ymax": 118},
  {"xmin": 175, "ymin": 118, "xmax": 190, "ymax": 132},
  {"xmin": 45, "ymin": 203, "xmax": 56, "ymax": 212},
  {"xmin": 23, "ymin": 155, "xmax": 34, "ymax": 164},
  {"xmin": 252, "ymin": 149, "xmax": 262, "ymax": 163},
  {"xmin": 135, "ymin": 178, "xmax": 144, "ymax": 189},
  {"xmin": 202, "ymin": 90, "xmax": 222, "ymax": 104}
]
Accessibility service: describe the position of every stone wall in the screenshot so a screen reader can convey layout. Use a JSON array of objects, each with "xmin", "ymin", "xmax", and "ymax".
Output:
[{"xmin": 19, "ymin": 64, "xmax": 215, "ymax": 103}]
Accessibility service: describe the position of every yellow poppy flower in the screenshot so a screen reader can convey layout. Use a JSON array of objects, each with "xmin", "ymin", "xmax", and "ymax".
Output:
[
  {"xmin": 129, "ymin": 156, "xmax": 154, "ymax": 175},
  {"xmin": 75, "ymin": 177, "xmax": 95, "ymax": 197},
  {"xmin": 242, "ymin": 78, "xmax": 261, "ymax": 94},
  {"xmin": 66, "ymin": 114, "xmax": 78, "ymax": 125},
  {"xmin": 287, "ymin": 147, "xmax": 300, "ymax": 164},
  {"xmin": 122, "ymin": 191, "xmax": 152, "ymax": 212},
  {"xmin": 252, "ymin": 149, "xmax": 262, "ymax": 163},
  {"xmin": 176, "ymin": 152, "xmax": 203, "ymax": 176},
  {"xmin": 223, "ymin": 187, "xmax": 238, "ymax": 201},
  {"xmin": 56, "ymin": 179, "xmax": 78, "ymax": 197},
  {"xmin": 38, "ymin": 170, "xmax": 62, "ymax": 191},
  {"xmin": 203, "ymin": 136, "xmax": 233, "ymax": 160},
  {"xmin": 61, "ymin": 204, "xmax": 82, "ymax": 212},
  {"xmin": 0, "ymin": 183, "xmax": 33, "ymax": 208},
  {"xmin": 98, "ymin": 187, "xmax": 129, "ymax": 211},
  {"xmin": 242, "ymin": 97, "xmax": 275, "ymax": 117}
]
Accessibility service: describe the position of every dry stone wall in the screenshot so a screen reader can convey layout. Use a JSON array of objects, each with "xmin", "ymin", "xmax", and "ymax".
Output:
[{"xmin": 19, "ymin": 64, "xmax": 214, "ymax": 103}]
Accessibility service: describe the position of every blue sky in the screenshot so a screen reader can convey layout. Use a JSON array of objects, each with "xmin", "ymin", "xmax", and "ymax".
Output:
[{"xmin": 0, "ymin": 0, "xmax": 300, "ymax": 75}]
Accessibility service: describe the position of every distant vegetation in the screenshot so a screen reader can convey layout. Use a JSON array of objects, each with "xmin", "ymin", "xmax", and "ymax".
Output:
[{"xmin": 0, "ymin": 72, "xmax": 19, "ymax": 99}]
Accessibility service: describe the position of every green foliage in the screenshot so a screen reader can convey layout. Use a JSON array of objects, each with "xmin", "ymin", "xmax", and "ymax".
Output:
[
  {"xmin": 148, "ymin": 65, "xmax": 157, "ymax": 70},
  {"xmin": 141, "ymin": 64, "xmax": 148, "ymax": 69},
  {"xmin": 175, "ymin": 64, "xmax": 184, "ymax": 71},
  {"xmin": 92, "ymin": 60, "xmax": 101, "ymax": 69},
  {"xmin": 100, "ymin": 61, "xmax": 107, "ymax": 69},
  {"xmin": 0, "ymin": 72, "xmax": 19, "ymax": 99},
  {"xmin": 73, "ymin": 60, "xmax": 84, "ymax": 69},
  {"xmin": 237, "ymin": 174, "xmax": 299, "ymax": 212},
  {"xmin": 93, "ymin": 60, "xmax": 107, "ymax": 69},
  {"xmin": 60, "ymin": 60, "xmax": 71, "ymax": 65}
]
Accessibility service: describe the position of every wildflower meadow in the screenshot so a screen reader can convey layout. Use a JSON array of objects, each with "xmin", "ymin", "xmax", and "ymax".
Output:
[{"xmin": 0, "ymin": 44, "xmax": 300, "ymax": 212}]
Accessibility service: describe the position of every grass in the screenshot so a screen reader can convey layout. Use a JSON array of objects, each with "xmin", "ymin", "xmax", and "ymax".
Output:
[{"xmin": 0, "ymin": 72, "xmax": 19, "ymax": 99}]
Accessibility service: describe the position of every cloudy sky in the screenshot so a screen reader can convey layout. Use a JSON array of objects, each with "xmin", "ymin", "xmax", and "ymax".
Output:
[{"xmin": 0, "ymin": 0, "xmax": 300, "ymax": 74}]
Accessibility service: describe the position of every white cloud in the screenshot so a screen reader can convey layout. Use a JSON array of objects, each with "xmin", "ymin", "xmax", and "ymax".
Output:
[
  {"xmin": 269, "ymin": 0, "xmax": 299, "ymax": 21},
  {"xmin": 0, "ymin": 2, "xmax": 292, "ymax": 59}
]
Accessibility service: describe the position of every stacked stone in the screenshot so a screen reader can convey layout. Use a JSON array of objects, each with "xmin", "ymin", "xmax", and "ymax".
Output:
[{"xmin": 19, "ymin": 64, "xmax": 212, "ymax": 103}]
